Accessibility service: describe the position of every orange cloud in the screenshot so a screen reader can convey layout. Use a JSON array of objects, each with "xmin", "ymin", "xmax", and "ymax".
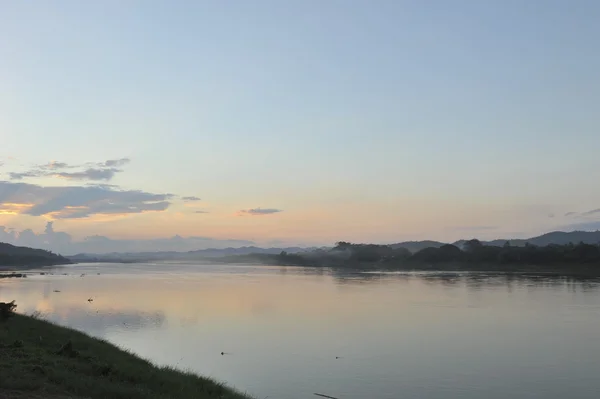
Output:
[
  {"xmin": 0, "ymin": 202, "xmax": 34, "ymax": 215},
  {"xmin": 45, "ymin": 208, "xmax": 168, "ymax": 223}
]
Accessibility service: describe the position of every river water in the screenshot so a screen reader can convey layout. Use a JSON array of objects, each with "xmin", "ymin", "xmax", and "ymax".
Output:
[{"xmin": 1, "ymin": 263, "xmax": 599, "ymax": 399}]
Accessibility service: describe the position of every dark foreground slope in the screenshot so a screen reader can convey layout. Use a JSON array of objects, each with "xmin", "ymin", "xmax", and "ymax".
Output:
[{"xmin": 0, "ymin": 312, "xmax": 251, "ymax": 399}]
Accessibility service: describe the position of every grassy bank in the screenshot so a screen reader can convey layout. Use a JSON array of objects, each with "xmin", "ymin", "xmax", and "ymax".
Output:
[{"xmin": 0, "ymin": 312, "xmax": 252, "ymax": 399}]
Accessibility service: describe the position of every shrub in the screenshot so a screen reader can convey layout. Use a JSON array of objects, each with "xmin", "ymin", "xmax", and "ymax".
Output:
[{"xmin": 0, "ymin": 300, "xmax": 17, "ymax": 321}]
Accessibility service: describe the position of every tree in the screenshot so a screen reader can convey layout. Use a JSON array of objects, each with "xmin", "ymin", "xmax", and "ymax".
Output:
[
  {"xmin": 334, "ymin": 242, "xmax": 352, "ymax": 250},
  {"xmin": 464, "ymin": 239, "xmax": 483, "ymax": 252},
  {"xmin": 0, "ymin": 301, "xmax": 16, "ymax": 321}
]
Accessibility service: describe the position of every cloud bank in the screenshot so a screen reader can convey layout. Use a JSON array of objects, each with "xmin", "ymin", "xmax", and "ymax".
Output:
[
  {"xmin": 0, "ymin": 180, "xmax": 173, "ymax": 219},
  {"xmin": 0, "ymin": 222, "xmax": 255, "ymax": 254},
  {"xmin": 0, "ymin": 157, "xmax": 289, "ymax": 253},
  {"xmin": 1, "ymin": 158, "xmax": 205, "ymax": 219}
]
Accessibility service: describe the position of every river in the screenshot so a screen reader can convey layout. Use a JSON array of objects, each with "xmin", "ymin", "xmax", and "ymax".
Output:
[{"xmin": 1, "ymin": 263, "xmax": 599, "ymax": 399}]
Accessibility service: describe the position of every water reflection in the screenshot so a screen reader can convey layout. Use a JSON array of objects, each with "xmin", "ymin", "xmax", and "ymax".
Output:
[
  {"xmin": 1, "ymin": 264, "xmax": 600, "ymax": 399},
  {"xmin": 295, "ymin": 266, "xmax": 600, "ymax": 294},
  {"xmin": 46, "ymin": 307, "xmax": 165, "ymax": 337}
]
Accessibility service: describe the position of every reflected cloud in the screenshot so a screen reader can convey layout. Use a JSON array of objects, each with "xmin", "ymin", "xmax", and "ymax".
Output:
[
  {"xmin": 327, "ymin": 269, "xmax": 600, "ymax": 293},
  {"xmin": 4, "ymin": 266, "xmax": 600, "ymax": 343},
  {"xmin": 38, "ymin": 306, "xmax": 166, "ymax": 338}
]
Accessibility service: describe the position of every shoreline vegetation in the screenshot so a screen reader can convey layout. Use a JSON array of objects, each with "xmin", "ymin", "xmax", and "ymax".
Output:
[
  {"xmin": 3, "ymin": 232, "xmax": 600, "ymax": 277},
  {"xmin": 0, "ymin": 273, "xmax": 27, "ymax": 279},
  {"xmin": 0, "ymin": 306, "xmax": 252, "ymax": 399},
  {"xmin": 215, "ymin": 240, "xmax": 600, "ymax": 277}
]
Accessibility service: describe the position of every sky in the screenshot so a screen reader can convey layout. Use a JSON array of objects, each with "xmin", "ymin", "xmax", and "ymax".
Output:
[{"xmin": 1, "ymin": 0, "xmax": 600, "ymax": 253}]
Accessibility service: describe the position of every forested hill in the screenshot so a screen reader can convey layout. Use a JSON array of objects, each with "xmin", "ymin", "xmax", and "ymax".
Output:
[
  {"xmin": 391, "ymin": 231, "xmax": 600, "ymax": 253},
  {"xmin": 232, "ymin": 239, "xmax": 600, "ymax": 276},
  {"xmin": 0, "ymin": 242, "xmax": 71, "ymax": 268},
  {"xmin": 487, "ymin": 230, "xmax": 600, "ymax": 247}
]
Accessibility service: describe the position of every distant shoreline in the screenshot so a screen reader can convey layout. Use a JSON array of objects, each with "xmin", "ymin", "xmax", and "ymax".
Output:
[
  {"xmin": 212, "ymin": 250, "xmax": 600, "ymax": 278},
  {"xmin": 0, "ymin": 260, "xmax": 72, "ymax": 272},
  {"xmin": 237, "ymin": 262, "xmax": 600, "ymax": 278},
  {"xmin": 73, "ymin": 257, "xmax": 600, "ymax": 278}
]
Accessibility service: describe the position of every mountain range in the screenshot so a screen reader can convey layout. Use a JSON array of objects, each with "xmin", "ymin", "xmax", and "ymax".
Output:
[
  {"xmin": 454, "ymin": 230, "xmax": 600, "ymax": 248},
  {"xmin": 390, "ymin": 231, "xmax": 600, "ymax": 253},
  {"xmin": 62, "ymin": 230, "xmax": 600, "ymax": 263},
  {"xmin": 67, "ymin": 246, "xmax": 319, "ymax": 263}
]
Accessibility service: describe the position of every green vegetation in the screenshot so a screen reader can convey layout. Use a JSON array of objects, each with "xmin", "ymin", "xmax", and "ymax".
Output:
[
  {"xmin": 0, "ymin": 303, "xmax": 252, "ymax": 399},
  {"xmin": 220, "ymin": 240, "xmax": 600, "ymax": 275},
  {"xmin": 0, "ymin": 243, "xmax": 71, "ymax": 269}
]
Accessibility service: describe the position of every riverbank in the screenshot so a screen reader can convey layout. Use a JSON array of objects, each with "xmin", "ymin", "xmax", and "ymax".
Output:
[
  {"xmin": 0, "ymin": 262, "xmax": 72, "ymax": 272},
  {"xmin": 0, "ymin": 312, "xmax": 252, "ymax": 399},
  {"xmin": 0, "ymin": 273, "xmax": 26, "ymax": 279}
]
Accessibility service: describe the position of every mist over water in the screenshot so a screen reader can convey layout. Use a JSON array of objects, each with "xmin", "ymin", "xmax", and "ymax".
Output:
[{"xmin": 2, "ymin": 263, "xmax": 600, "ymax": 399}]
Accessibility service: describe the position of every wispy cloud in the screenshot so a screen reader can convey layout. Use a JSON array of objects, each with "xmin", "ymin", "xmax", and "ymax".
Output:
[
  {"xmin": 582, "ymin": 208, "xmax": 600, "ymax": 216},
  {"xmin": 86, "ymin": 183, "xmax": 120, "ymax": 189},
  {"xmin": 560, "ymin": 221, "xmax": 600, "ymax": 231},
  {"xmin": 194, "ymin": 210, "xmax": 209, "ymax": 214},
  {"xmin": 54, "ymin": 168, "xmax": 121, "ymax": 181},
  {"xmin": 560, "ymin": 207, "xmax": 600, "ymax": 231},
  {"xmin": 100, "ymin": 158, "xmax": 130, "ymax": 168},
  {"xmin": 237, "ymin": 208, "xmax": 282, "ymax": 216},
  {"xmin": 8, "ymin": 158, "xmax": 130, "ymax": 182},
  {"xmin": 449, "ymin": 225, "xmax": 498, "ymax": 231},
  {"xmin": 41, "ymin": 161, "xmax": 72, "ymax": 169},
  {"xmin": 9, "ymin": 171, "xmax": 43, "ymax": 180},
  {"xmin": 564, "ymin": 208, "xmax": 600, "ymax": 218},
  {"xmin": 182, "ymin": 196, "xmax": 201, "ymax": 201}
]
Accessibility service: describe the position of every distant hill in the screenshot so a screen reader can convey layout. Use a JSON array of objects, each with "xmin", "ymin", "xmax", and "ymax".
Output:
[
  {"xmin": 0, "ymin": 242, "xmax": 72, "ymax": 268},
  {"xmin": 390, "ymin": 240, "xmax": 446, "ymax": 253},
  {"xmin": 391, "ymin": 231, "xmax": 600, "ymax": 253},
  {"xmin": 453, "ymin": 230, "xmax": 600, "ymax": 249},
  {"xmin": 187, "ymin": 246, "xmax": 312, "ymax": 257},
  {"xmin": 65, "ymin": 230, "xmax": 600, "ymax": 264},
  {"xmin": 67, "ymin": 246, "xmax": 316, "ymax": 263},
  {"xmin": 524, "ymin": 231, "xmax": 600, "ymax": 246}
]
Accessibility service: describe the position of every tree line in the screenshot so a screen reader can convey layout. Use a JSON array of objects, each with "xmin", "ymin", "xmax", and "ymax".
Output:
[{"xmin": 272, "ymin": 240, "xmax": 600, "ymax": 270}]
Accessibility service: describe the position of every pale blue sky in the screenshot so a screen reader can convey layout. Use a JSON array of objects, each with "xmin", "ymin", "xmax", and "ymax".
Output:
[{"xmin": 1, "ymin": 0, "xmax": 600, "ymax": 248}]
